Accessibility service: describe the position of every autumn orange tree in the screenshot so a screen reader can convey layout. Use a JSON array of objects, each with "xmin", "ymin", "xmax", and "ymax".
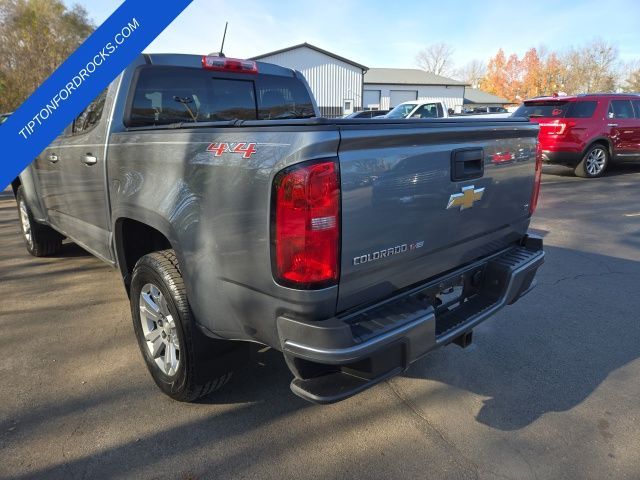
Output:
[
  {"xmin": 521, "ymin": 48, "xmax": 542, "ymax": 97},
  {"xmin": 480, "ymin": 50, "xmax": 527, "ymax": 101},
  {"xmin": 480, "ymin": 49, "xmax": 508, "ymax": 99},
  {"xmin": 478, "ymin": 39, "xmax": 626, "ymax": 102},
  {"xmin": 481, "ymin": 48, "xmax": 564, "ymax": 102}
]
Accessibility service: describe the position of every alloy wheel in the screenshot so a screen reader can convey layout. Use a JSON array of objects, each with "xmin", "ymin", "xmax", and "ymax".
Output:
[
  {"xmin": 18, "ymin": 200, "xmax": 33, "ymax": 249},
  {"xmin": 139, "ymin": 283, "xmax": 180, "ymax": 376},
  {"xmin": 585, "ymin": 148, "xmax": 607, "ymax": 176}
]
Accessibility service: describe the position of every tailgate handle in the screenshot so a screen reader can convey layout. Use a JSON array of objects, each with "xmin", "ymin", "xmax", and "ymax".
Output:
[{"xmin": 451, "ymin": 148, "xmax": 484, "ymax": 182}]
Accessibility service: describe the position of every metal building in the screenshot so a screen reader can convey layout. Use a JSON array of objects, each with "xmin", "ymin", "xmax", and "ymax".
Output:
[
  {"xmin": 251, "ymin": 43, "xmax": 368, "ymax": 117},
  {"xmin": 363, "ymin": 68, "xmax": 467, "ymax": 112},
  {"xmin": 463, "ymin": 88, "xmax": 510, "ymax": 110}
]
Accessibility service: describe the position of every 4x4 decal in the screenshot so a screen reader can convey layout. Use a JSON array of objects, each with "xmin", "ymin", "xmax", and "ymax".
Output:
[{"xmin": 207, "ymin": 142, "xmax": 257, "ymax": 158}]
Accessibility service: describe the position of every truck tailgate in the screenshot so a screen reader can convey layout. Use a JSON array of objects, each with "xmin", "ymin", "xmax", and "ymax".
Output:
[{"xmin": 337, "ymin": 120, "xmax": 539, "ymax": 312}]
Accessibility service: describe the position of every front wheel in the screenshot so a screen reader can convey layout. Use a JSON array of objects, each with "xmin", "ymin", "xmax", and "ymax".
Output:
[
  {"xmin": 575, "ymin": 145, "xmax": 609, "ymax": 178},
  {"xmin": 15, "ymin": 186, "xmax": 63, "ymax": 256},
  {"xmin": 130, "ymin": 249, "xmax": 238, "ymax": 401}
]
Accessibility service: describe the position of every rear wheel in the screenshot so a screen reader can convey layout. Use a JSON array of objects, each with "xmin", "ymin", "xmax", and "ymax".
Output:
[
  {"xmin": 16, "ymin": 186, "xmax": 63, "ymax": 256},
  {"xmin": 130, "ymin": 249, "xmax": 238, "ymax": 401},
  {"xmin": 575, "ymin": 144, "xmax": 609, "ymax": 178}
]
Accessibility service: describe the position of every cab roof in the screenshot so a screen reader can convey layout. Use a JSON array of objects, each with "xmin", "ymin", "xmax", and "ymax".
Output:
[{"xmin": 142, "ymin": 53, "xmax": 298, "ymax": 77}]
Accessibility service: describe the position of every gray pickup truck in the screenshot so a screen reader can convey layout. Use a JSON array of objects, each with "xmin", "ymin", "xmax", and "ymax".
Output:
[{"xmin": 11, "ymin": 54, "xmax": 544, "ymax": 404}]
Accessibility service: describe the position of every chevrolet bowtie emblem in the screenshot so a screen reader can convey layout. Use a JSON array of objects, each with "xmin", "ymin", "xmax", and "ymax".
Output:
[{"xmin": 446, "ymin": 185, "xmax": 485, "ymax": 211}]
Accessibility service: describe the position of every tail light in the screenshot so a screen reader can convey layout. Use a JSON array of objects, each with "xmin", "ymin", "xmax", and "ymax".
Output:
[
  {"xmin": 530, "ymin": 143, "xmax": 543, "ymax": 215},
  {"xmin": 201, "ymin": 56, "xmax": 258, "ymax": 74},
  {"xmin": 272, "ymin": 160, "xmax": 340, "ymax": 288},
  {"xmin": 539, "ymin": 120, "xmax": 575, "ymax": 136}
]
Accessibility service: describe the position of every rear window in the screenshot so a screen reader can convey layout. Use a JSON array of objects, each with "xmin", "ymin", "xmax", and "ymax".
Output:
[
  {"xmin": 513, "ymin": 101, "xmax": 570, "ymax": 118},
  {"xmin": 127, "ymin": 66, "xmax": 315, "ymax": 127},
  {"xmin": 565, "ymin": 101, "xmax": 597, "ymax": 118}
]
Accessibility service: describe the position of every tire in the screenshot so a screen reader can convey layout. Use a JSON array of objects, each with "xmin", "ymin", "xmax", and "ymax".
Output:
[
  {"xmin": 15, "ymin": 186, "xmax": 63, "ymax": 257},
  {"xmin": 575, "ymin": 144, "xmax": 609, "ymax": 178},
  {"xmin": 130, "ymin": 249, "xmax": 237, "ymax": 402}
]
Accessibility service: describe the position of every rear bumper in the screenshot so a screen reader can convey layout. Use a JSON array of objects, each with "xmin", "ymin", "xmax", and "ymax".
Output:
[
  {"xmin": 277, "ymin": 235, "xmax": 544, "ymax": 404},
  {"xmin": 541, "ymin": 150, "xmax": 581, "ymax": 167}
]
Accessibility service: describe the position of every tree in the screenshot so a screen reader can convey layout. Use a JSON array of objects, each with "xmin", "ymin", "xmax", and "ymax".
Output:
[
  {"xmin": 519, "ymin": 47, "xmax": 566, "ymax": 98},
  {"xmin": 415, "ymin": 42, "xmax": 455, "ymax": 77},
  {"xmin": 478, "ymin": 39, "xmax": 624, "ymax": 101},
  {"xmin": 620, "ymin": 61, "xmax": 640, "ymax": 92},
  {"xmin": 456, "ymin": 59, "xmax": 486, "ymax": 88},
  {"xmin": 480, "ymin": 49, "xmax": 508, "ymax": 99},
  {"xmin": 561, "ymin": 39, "xmax": 618, "ymax": 93},
  {"xmin": 539, "ymin": 52, "xmax": 565, "ymax": 95},
  {"xmin": 0, "ymin": 0, "xmax": 94, "ymax": 112},
  {"xmin": 521, "ymin": 48, "xmax": 542, "ymax": 98},
  {"xmin": 503, "ymin": 53, "xmax": 523, "ymax": 102}
]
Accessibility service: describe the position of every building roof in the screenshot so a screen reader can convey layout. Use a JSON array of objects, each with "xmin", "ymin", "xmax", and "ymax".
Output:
[
  {"xmin": 250, "ymin": 43, "xmax": 368, "ymax": 71},
  {"xmin": 463, "ymin": 88, "xmax": 510, "ymax": 105},
  {"xmin": 364, "ymin": 68, "xmax": 466, "ymax": 86}
]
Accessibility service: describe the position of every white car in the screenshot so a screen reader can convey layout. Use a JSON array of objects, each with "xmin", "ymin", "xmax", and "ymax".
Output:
[{"xmin": 384, "ymin": 101, "xmax": 448, "ymax": 119}]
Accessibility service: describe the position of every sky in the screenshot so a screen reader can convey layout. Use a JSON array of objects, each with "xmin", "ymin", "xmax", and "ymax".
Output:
[{"xmin": 65, "ymin": 0, "xmax": 640, "ymax": 72}]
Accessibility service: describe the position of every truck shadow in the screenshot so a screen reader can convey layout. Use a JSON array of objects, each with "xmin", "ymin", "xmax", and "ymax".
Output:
[
  {"xmin": 400, "ymin": 245, "xmax": 640, "ymax": 431},
  {"xmin": 195, "ymin": 346, "xmax": 300, "ymax": 406}
]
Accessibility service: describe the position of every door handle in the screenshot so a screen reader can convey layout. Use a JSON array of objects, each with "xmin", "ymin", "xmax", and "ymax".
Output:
[
  {"xmin": 607, "ymin": 123, "xmax": 619, "ymax": 127},
  {"xmin": 48, "ymin": 154, "xmax": 59, "ymax": 163},
  {"xmin": 82, "ymin": 154, "xmax": 97, "ymax": 166}
]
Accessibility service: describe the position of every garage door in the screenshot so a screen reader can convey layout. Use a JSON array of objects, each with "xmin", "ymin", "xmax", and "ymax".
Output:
[
  {"xmin": 390, "ymin": 90, "xmax": 418, "ymax": 107},
  {"xmin": 363, "ymin": 90, "xmax": 381, "ymax": 109}
]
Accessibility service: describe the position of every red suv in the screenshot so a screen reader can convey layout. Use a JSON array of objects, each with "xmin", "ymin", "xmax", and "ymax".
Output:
[{"xmin": 513, "ymin": 94, "xmax": 640, "ymax": 177}]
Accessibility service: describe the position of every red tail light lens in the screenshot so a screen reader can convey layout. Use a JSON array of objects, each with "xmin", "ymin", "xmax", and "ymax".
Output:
[
  {"xmin": 539, "ymin": 120, "xmax": 575, "ymax": 136},
  {"xmin": 530, "ymin": 143, "xmax": 543, "ymax": 215},
  {"xmin": 201, "ymin": 56, "xmax": 258, "ymax": 74},
  {"xmin": 272, "ymin": 160, "xmax": 340, "ymax": 288}
]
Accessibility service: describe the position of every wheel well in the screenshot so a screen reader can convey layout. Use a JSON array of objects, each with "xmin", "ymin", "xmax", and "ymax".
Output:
[
  {"xmin": 588, "ymin": 139, "xmax": 612, "ymax": 156},
  {"xmin": 115, "ymin": 218, "xmax": 172, "ymax": 294},
  {"xmin": 10, "ymin": 177, "xmax": 21, "ymax": 197}
]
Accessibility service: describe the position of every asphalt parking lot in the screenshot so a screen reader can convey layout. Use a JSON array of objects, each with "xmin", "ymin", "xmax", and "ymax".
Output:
[{"xmin": 1, "ymin": 164, "xmax": 640, "ymax": 480}]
